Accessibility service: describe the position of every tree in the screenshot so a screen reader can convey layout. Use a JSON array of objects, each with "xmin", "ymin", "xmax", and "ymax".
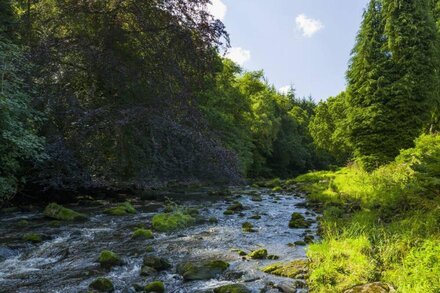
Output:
[
  {"xmin": 346, "ymin": 0, "xmax": 394, "ymax": 170},
  {"xmin": 309, "ymin": 92, "xmax": 352, "ymax": 163},
  {"xmin": 383, "ymin": 0, "xmax": 440, "ymax": 139},
  {"xmin": 0, "ymin": 36, "xmax": 44, "ymax": 201}
]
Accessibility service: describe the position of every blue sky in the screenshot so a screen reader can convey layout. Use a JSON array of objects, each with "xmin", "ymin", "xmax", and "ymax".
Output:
[{"xmin": 208, "ymin": 0, "xmax": 369, "ymax": 101}]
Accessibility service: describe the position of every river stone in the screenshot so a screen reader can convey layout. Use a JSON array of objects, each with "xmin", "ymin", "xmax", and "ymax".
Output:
[
  {"xmin": 288, "ymin": 213, "xmax": 310, "ymax": 228},
  {"xmin": 261, "ymin": 259, "xmax": 309, "ymax": 279},
  {"xmin": 344, "ymin": 282, "xmax": 396, "ymax": 293},
  {"xmin": 104, "ymin": 202, "xmax": 136, "ymax": 216},
  {"xmin": 248, "ymin": 248, "xmax": 267, "ymax": 259},
  {"xmin": 242, "ymin": 222, "xmax": 256, "ymax": 233},
  {"xmin": 140, "ymin": 265, "xmax": 157, "ymax": 276},
  {"xmin": 151, "ymin": 212, "xmax": 195, "ymax": 232},
  {"xmin": 98, "ymin": 250, "xmax": 123, "ymax": 269},
  {"xmin": 177, "ymin": 260, "xmax": 229, "ymax": 280},
  {"xmin": 213, "ymin": 284, "xmax": 251, "ymax": 293},
  {"xmin": 89, "ymin": 277, "xmax": 114, "ymax": 292},
  {"xmin": 132, "ymin": 228, "xmax": 154, "ymax": 239},
  {"xmin": 144, "ymin": 281, "xmax": 165, "ymax": 293},
  {"xmin": 22, "ymin": 232, "xmax": 43, "ymax": 243},
  {"xmin": 142, "ymin": 255, "xmax": 171, "ymax": 271},
  {"xmin": 43, "ymin": 203, "xmax": 87, "ymax": 221}
]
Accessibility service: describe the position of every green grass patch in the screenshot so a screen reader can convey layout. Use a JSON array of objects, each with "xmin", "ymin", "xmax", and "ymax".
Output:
[{"xmin": 294, "ymin": 134, "xmax": 440, "ymax": 292}]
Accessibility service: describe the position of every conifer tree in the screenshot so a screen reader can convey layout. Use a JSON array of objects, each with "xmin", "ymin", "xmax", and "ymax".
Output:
[
  {"xmin": 383, "ymin": 0, "xmax": 440, "ymax": 143},
  {"xmin": 347, "ymin": 0, "xmax": 440, "ymax": 170},
  {"xmin": 346, "ymin": 0, "xmax": 394, "ymax": 170}
]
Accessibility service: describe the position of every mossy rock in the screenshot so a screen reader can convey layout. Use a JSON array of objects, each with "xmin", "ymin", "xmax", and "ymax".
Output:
[
  {"xmin": 146, "ymin": 245, "xmax": 154, "ymax": 253},
  {"xmin": 224, "ymin": 209, "xmax": 235, "ymax": 215},
  {"xmin": 251, "ymin": 195, "xmax": 263, "ymax": 202},
  {"xmin": 17, "ymin": 219, "xmax": 29, "ymax": 227},
  {"xmin": 142, "ymin": 255, "xmax": 171, "ymax": 271},
  {"xmin": 49, "ymin": 220, "xmax": 62, "ymax": 227},
  {"xmin": 104, "ymin": 202, "xmax": 136, "ymax": 216},
  {"xmin": 132, "ymin": 229, "xmax": 154, "ymax": 239},
  {"xmin": 261, "ymin": 259, "xmax": 309, "ymax": 279},
  {"xmin": 43, "ymin": 203, "xmax": 87, "ymax": 221},
  {"xmin": 177, "ymin": 260, "xmax": 229, "ymax": 280},
  {"xmin": 227, "ymin": 201, "xmax": 244, "ymax": 211},
  {"xmin": 208, "ymin": 217, "xmax": 219, "ymax": 224},
  {"xmin": 144, "ymin": 281, "xmax": 165, "ymax": 293},
  {"xmin": 152, "ymin": 212, "xmax": 195, "ymax": 232},
  {"xmin": 214, "ymin": 284, "xmax": 251, "ymax": 293},
  {"xmin": 272, "ymin": 186, "xmax": 283, "ymax": 192},
  {"xmin": 268, "ymin": 255, "xmax": 280, "ymax": 260},
  {"xmin": 248, "ymin": 248, "xmax": 267, "ymax": 259},
  {"xmin": 242, "ymin": 222, "xmax": 256, "ymax": 233},
  {"xmin": 231, "ymin": 249, "xmax": 247, "ymax": 256},
  {"xmin": 23, "ymin": 233, "xmax": 42, "ymax": 243},
  {"xmin": 98, "ymin": 250, "xmax": 122, "ymax": 269},
  {"xmin": 89, "ymin": 277, "xmax": 114, "ymax": 292},
  {"xmin": 294, "ymin": 241, "xmax": 307, "ymax": 246},
  {"xmin": 186, "ymin": 208, "xmax": 200, "ymax": 217},
  {"xmin": 140, "ymin": 265, "xmax": 157, "ymax": 276},
  {"xmin": 304, "ymin": 235, "xmax": 314, "ymax": 244},
  {"xmin": 288, "ymin": 213, "xmax": 310, "ymax": 228}
]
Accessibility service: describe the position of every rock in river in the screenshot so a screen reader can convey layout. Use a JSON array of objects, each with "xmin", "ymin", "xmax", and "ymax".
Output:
[{"xmin": 177, "ymin": 260, "xmax": 229, "ymax": 280}]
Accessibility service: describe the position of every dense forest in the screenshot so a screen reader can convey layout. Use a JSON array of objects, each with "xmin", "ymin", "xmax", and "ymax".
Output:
[
  {"xmin": 1, "ymin": 0, "xmax": 329, "ymax": 204},
  {"xmin": 0, "ymin": 0, "xmax": 439, "ymax": 292}
]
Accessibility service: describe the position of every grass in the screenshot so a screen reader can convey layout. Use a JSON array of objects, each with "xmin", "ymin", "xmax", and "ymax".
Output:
[{"xmin": 293, "ymin": 134, "xmax": 440, "ymax": 292}]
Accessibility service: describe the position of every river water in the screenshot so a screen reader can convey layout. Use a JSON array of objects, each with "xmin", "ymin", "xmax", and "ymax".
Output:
[{"xmin": 0, "ymin": 187, "xmax": 317, "ymax": 293}]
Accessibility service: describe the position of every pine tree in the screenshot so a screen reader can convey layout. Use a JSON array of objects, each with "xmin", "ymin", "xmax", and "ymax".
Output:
[
  {"xmin": 346, "ymin": 0, "xmax": 394, "ymax": 170},
  {"xmin": 383, "ymin": 0, "xmax": 440, "ymax": 143},
  {"xmin": 347, "ymin": 0, "xmax": 440, "ymax": 170}
]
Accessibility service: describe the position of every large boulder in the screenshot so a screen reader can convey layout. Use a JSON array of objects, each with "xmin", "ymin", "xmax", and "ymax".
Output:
[
  {"xmin": 177, "ymin": 260, "xmax": 229, "ymax": 280},
  {"xmin": 43, "ymin": 203, "xmax": 87, "ymax": 221}
]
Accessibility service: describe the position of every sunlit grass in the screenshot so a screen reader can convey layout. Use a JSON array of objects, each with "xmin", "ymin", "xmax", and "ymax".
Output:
[{"xmin": 294, "ymin": 134, "xmax": 440, "ymax": 292}]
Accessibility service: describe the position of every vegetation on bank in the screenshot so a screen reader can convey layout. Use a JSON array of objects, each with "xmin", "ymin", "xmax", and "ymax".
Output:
[
  {"xmin": 295, "ymin": 134, "xmax": 440, "ymax": 292},
  {"xmin": 0, "ymin": 0, "xmax": 328, "ymax": 204}
]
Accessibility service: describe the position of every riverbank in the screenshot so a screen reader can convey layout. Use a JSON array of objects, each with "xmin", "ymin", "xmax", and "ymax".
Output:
[{"xmin": 293, "ymin": 134, "xmax": 440, "ymax": 292}]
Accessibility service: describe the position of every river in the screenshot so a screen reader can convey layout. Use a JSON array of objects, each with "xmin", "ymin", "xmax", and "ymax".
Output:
[{"xmin": 0, "ymin": 186, "xmax": 317, "ymax": 292}]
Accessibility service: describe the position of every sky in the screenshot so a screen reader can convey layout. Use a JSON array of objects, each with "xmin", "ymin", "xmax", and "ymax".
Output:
[{"xmin": 208, "ymin": 0, "xmax": 370, "ymax": 101}]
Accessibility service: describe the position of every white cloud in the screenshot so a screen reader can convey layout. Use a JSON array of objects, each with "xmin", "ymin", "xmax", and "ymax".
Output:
[
  {"xmin": 295, "ymin": 14, "xmax": 324, "ymax": 37},
  {"xmin": 208, "ymin": 0, "xmax": 227, "ymax": 21},
  {"xmin": 279, "ymin": 86, "xmax": 292, "ymax": 95},
  {"xmin": 226, "ymin": 47, "xmax": 251, "ymax": 66}
]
